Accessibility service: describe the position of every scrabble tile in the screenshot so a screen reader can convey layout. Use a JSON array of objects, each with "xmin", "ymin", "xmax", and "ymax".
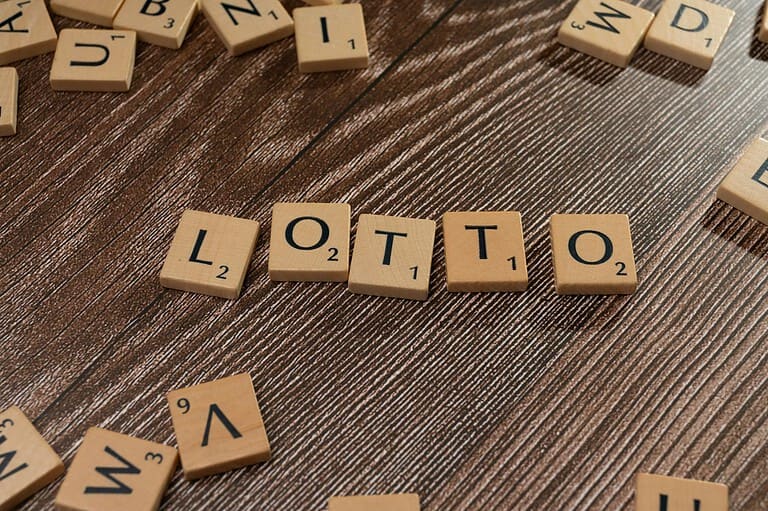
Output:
[
  {"xmin": 166, "ymin": 373, "xmax": 271, "ymax": 480},
  {"xmin": 761, "ymin": 1, "xmax": 768, "ymax": 43},
  {"xmin": 0, "ymin": 0, "xmax": 57, "ymax": 66},
  {"xmin": 0, "ymin": 67, "xmax": 18, "ymax": 137},
  {"xmin": 329, "ymin": 493, "xmax": 421, "ymax": 511},
  {"xmin": 549, "ymin": 214, "xmax": 638, "ymax": 295},
  {"xmin": 443, "ymin": 211, "xmax": 528, "ymax": 293},
  {"xmin": 55, "ymin": 428, "xmax": 177, "ymax": 511},
  {"xmin": 717, "ymin": 137, "xmax": 768, "ymax": 226},
  {"xmin": 294, "ymin": 4, "xmax": 369, "ymax": 73},
  {"xmin": 50, "ymin": 29, "xmax": 136, "ymax": 92},
  {"xmin": 348, "ymin": 214, "xmax": 436, "ymax": 301},
  {"xmin": 159, "ymin": 210, "xmax": 260, "ymax": 299},
  {"xmin": 49, "ymin": 0, "xmax": 126, "ymax": 27},
  {"xmin": 636, "ymin": 473, "xmax": 728, "ymax": 511},
  {"xmin": 0, "ymin": 406, "xmax": 64, "ymax": 511},
  {"xmin": 113, "ymin": 0, "xmax": 198, "ymax": 49},
  {"xmin": 268, "ymin": 202, "xmax": 351, "ymax": 282},
  {"xmin": 200, "ymin": 0, "xmax": 293, "ymax": 56},
  {"xmin": 557, "ymin": 0, "xmax": 654, "ymax": 68},
  {"xmin": 643, "ymin": 0, "xmax": 734, "ymax": 70}
]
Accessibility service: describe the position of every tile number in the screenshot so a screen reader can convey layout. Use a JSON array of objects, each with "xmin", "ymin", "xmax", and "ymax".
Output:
[
  {"xmin": 327, "ymin": 247, "xmax": 339, "ymax": 261},
  {"xmin": 216, "ymin": 265, "xmax": 229, "ymax": 279},
  {"xmin": 177, "ymin": 398, "xmax": 190, "ymax": 414},
  {"xmin": 145, "ymin": 452, "xmax": 164, "ymax": 464},
  {"xmin": 507, "ymin": 256, "xmax": 517, "ymax": 271},
  {"xmin": 704, "ymin": 37, "xmax": 712, "ymax": 47},
  {"xmin": 615, "ymin": 261, "xmax": 627, "ymax": 276},
  {"xmin": 164, "ymin": 17, "xmax": 175, "ymax": 29},
  {"xmin": 0, "ymin": 418, "xmax": 13, "ymax": 430},
  {"xmin": 348, "ymin": 39, "xmax": 356, "ymax": 49},
  {"xmin": 268, "ymin": 10, "xmax": 277, "ymax": 20},
  {"xmin": 410, "ymin": 266, "xmax": 418, "ymax": 280}
]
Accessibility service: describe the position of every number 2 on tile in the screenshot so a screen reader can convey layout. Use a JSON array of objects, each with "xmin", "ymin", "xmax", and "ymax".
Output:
[
  {"xmin": 217, "ymin": 266, "xmax": 229, "ymax": 279},
  {"xmin": 615, "ymin": 262, "xmax": 627, "ymax": 276}
]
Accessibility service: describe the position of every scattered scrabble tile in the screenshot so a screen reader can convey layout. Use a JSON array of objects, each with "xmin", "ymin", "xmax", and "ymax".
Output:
[
  {"xmin": 329, "ymin": 493, "xmax": 421, "ymax": 511},
  {"xmin": 55, "ymin": 427, "xmax": 177, "ymax": 511},
  {"xmin": 443, "ymin": 211, "xmax": 528, "ymax": 292},
  {"xmin": 0, "ymin": 67, "xmax": 18, "ymax": 137},
  {"xmin": 717, "ymin": 137, "xmax": 768, "ymax": 226},
  {"xmin": 0, "ymin": 0, "xmax": 57, "ymax": 66},
  {"xmin": 348, "ymin": 214, "xmax": 436, "ymax": 301},
  {"xmin": 643, "ymin": 0, "xmax": 734, "ymax": 70},
  {"xmin": 269, "ymin": 202, "xmax": 351, "ymax": 282},
  {"xmin": 761, "ymin": 1, "xmax": 768, "ymax": 43},
  {"xmin": 557, "ymin": 0, "xmax": 654, "ymax": 68},
  {"xmin": 49, "ymin": 0, "xmax": 126, "ymax": 27},
  {"xmin": 50, "ymin": 29, "xmax": 137, "ymax": 92},
  {"xmin": 113, "ymin": 0, "xmax": 198, "ymax": 49},
  {"xmin": 549, "ymin": 213, "xmax": 638, "ymax": 295},
  {"xmin": 200, "ymin": 0, "xmax": 293, "ymax": 56},
  {"xmin": 0, "ymin": 406, "xmax": 64, "ymax": 511},
  {"xmin": 167, "ymin": 373, "xmax": 271, "ymax": 480},
  {"xmin": 294, "ymin": 4, "xmax": 369, "ymax": 73},
  {"xmin": 159, "ymin": 210, "xmax": 260, "ymax": 299},
  {"xmin": 636, "ymin": 473, "xmax": 728, "ymax": 511}
]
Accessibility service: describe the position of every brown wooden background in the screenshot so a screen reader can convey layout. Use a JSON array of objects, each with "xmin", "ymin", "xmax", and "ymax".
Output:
[{"xmin": 2, "ymin": 0, "xmax": 767, "ymax": 509}]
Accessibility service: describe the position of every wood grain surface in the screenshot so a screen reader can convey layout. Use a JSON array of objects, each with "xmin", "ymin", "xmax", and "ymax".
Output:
[{"xmin": 2, "ymin": 0, "xmax": 768, "ymax": 509}]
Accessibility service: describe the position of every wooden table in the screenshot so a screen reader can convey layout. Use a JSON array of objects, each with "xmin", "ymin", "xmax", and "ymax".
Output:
[{"xmin": 3, "ymin": 0, "xmax": 767, "ymax": 509}]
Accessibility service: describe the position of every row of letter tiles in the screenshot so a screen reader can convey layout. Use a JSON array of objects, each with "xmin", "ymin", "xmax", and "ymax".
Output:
[
  {"xmin": 0, "ymin": 401, "xmax": 731, "ymax": 510},
  {"xmin": 0, "ymin": 67, "xmax": 17, "ymax": 136},
  {"xmin": 159, "ymin": 207, "xmax": 639, "ymax": 301},
  {"xmin": 558, "ymin": 0, "xmax": 734, "ymax": 70},
  {"xmin": 717, "ymin": 137, "xmax": 768, "ymax": 226},
  {"xmin": 9, "ymin": 0, "xmax": 368, "ymax": 73}
]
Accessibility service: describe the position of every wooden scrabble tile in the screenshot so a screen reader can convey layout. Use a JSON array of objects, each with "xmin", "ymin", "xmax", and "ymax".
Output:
[
  {"xmin": 761, "ymin": 1, "xmax": 768, "ymax": 43},
  {"xmin": 200, "ymin": 0, "xmax": 293, "ymax": 56},
  {"xmin": 557, "ymin": 0, "xmax": 654, "ymax": 68},
  {"xmin": 50, "ymin": 29, "xmax": 136, "ymax": 92},
  {"xmin": 717, "ymin": 137, "xmax": 768, "ymax": 226},
  {"xmin": 268, "ymin": 202, "xmax": 351, "ymax": 282},
  {"xmin": 348, "ymin": 214, "xmax": 436, "ymax": 301},
  {"xmin": 159, "ymin": 210, "xmax": 260, "ymax": 299},
  {"xmin": 166, "ymin": 373, "xmax": 270, "ymax": 480},
  {"xmin": 55, "ymin": 428, "xmax": 177, "ymax": 511},
  {"xmin": 549, "ymin": 214, "xmax": 638, "ymax": 295},
  {"xmin": 643, "ymin": 0, "xmax": 734, "ymax": 70},
  {"xmin": 443, "ymin": 211, "xmax": 528, "ymax": 293},
  {"xmin": 113, "ymin": 0, "xmax": 197, "ymax": 49},
  {"xmin": 636, "ymin": 473, "xmax": 728, "ymax": 511},
  {"xmin": 329, "ymin": 493, "xmax": 421, "ymax": 511},
  {"xmin": 294, "ymin": 4, "xmax": 369, "ymax": 73},
  {"xmin": 0, "ymin": 406, "xmax": 64, "ymax": 511},
  {"xmin": 49, "ymin": 0, "xmax": 126, "ymax": 27},
  {"xmin": 0, "ymin": 67, "xmax": 18, "ymax": 137},
  {"xmin": 0, "ymin": 0, "xmax": 57, "ymax": 66}
]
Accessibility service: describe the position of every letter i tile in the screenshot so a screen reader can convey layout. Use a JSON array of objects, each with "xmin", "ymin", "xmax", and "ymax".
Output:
[
  {"xmin": 166, "ymin": 373, "xmax": 271, "ymax": 480},
  {"xmin": 54, "ymin": 428, "xmax": 177, "ymax": 511}
]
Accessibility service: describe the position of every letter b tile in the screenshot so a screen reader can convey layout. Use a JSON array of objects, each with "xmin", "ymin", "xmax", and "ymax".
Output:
[
  {"xmin": 557, "ymin": 0, "xmax": 654, "ymax": 68},
  {"xmin": 166, "ymin": 373, "xmax": 271, "ymax": 480},
  {"xmin": 550, "ymin": 213, "xmax": 638, "ymax": 295},
  {"xmin": 636, "ymin": 473, "xmax": 728, "ymax": 511},
  {"xmin": 643, "ymin": 0, "xmax": 734, "ymax": 70},
  {"xmin": 113, "ymin": 0, "xmax": 198, "ymax": 49},
  {"xmin": 160, "ymin": 210, "xmax": 260, "ymax": 299},
  {"xmin": 54, "ymin": 428, "xmax": 177, "ymax": 511},
  {"xmin": 50, "ymin": 29, "xmax": 137, "ymax": 92},
  {"xmin": 348, "ymin": 214, "xmax": 436, "ymax": 301}
]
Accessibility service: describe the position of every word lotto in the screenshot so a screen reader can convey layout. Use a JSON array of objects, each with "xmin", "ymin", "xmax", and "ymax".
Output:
[
  {"xmin": 0, "ymin": 0, "xmax": 369, "ymax": 134},
  {"xmin": 159, "ymin": 207, "xmax": 640, "ymax": 301},
  {"xmin": 1, "ymin": 376, "xmax": 732, "ymax": 510}
]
